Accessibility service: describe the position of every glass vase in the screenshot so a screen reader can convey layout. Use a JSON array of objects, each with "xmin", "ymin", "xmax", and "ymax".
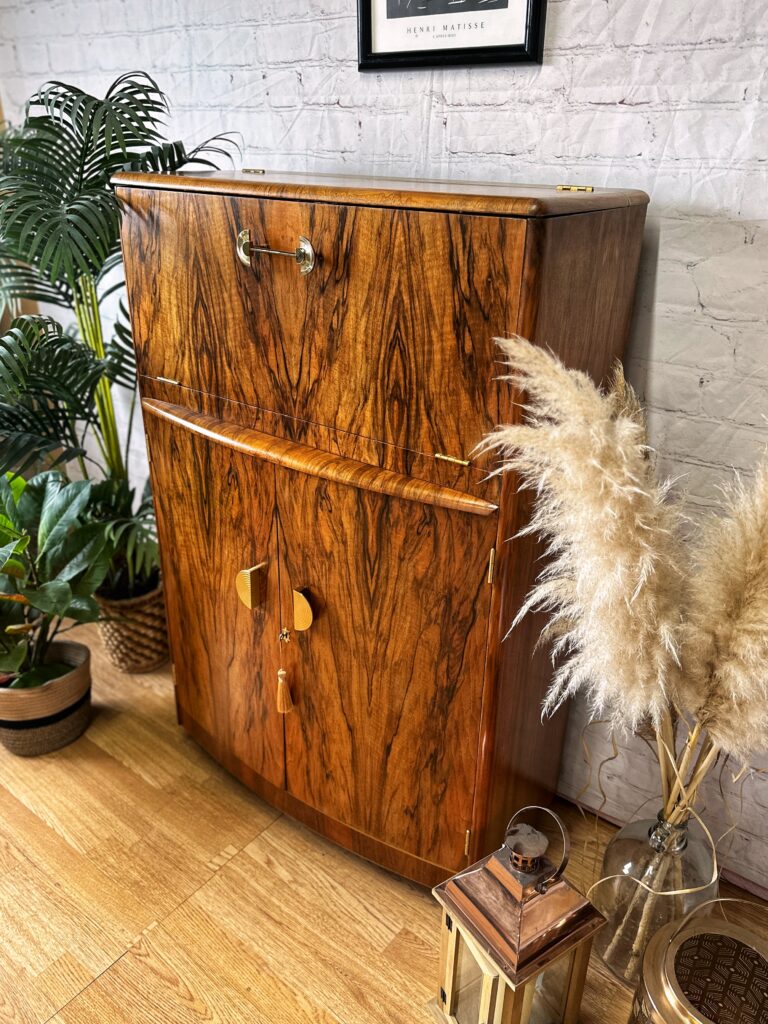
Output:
[{"xmin": 592, "ymin": 811, "xmax": 718, "ymax": 987}]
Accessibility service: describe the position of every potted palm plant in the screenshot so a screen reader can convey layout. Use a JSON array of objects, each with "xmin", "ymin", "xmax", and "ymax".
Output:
[
  {"xmin": 0, "ymin": 72, "xmax": 234, "ymax": 671},
  {"xmin": 0, "ymin": 471, "xmax": 110, "ymax": 755}
]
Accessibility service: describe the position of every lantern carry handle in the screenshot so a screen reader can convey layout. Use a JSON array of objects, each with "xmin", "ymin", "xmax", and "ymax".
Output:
[{"xmin": 505, "ymin": 805, "xmax": 571, "ymax": 893}]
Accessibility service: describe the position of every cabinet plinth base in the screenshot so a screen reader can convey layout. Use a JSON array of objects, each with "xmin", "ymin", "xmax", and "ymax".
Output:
[{"xmin": 179, "ymin": 708, "xmax": 455, "ymax": 888}]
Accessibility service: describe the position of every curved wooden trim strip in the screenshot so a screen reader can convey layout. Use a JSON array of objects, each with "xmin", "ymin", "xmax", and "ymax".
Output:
[{"xmin": 142, "ymin": 399, "xmax": 498, "ymax": 517}]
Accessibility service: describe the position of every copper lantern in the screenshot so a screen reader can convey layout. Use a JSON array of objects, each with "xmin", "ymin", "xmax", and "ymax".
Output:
[{"xmin": 432, "ymin": 807, "xmax": 605, "ymax": 1024}]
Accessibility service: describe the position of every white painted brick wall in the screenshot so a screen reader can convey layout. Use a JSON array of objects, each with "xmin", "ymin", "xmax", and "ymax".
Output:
[{"xmin": 2, "ymin": 0, "xmax": 767, "ymax": 890}]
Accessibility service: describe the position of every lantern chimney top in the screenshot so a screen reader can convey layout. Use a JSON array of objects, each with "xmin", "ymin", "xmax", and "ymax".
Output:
[{"xmin": 504, "ymin": 822, "xmax": 549, "ymax": 875}]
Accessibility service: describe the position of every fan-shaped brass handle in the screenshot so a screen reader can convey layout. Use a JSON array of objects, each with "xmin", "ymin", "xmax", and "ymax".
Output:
[
  {"xmin": 235, "ymin": 563, "xmax": 266, "ymax": 610},
  {"xmin": 292, "ymin": 588, "xmax": 314, "ymax": 631}
]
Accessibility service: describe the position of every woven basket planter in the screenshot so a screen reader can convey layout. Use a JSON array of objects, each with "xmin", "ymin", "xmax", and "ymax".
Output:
[
  {"xmin": 96, "ymin": 581, "xmax": 169, "ymax": 674},
  {"xmin": 0, "ymin": 641, "xmax": 91, "ymax": 756}
]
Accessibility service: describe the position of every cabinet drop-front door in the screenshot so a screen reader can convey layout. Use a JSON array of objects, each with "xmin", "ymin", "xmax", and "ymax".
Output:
[
  {"xmin": 145, "ymin": 414, "xmax": 285, "ymax": 788},
  {"xmin": 276, "ymin": 468, "xmax": 497, "ymax": 870}
]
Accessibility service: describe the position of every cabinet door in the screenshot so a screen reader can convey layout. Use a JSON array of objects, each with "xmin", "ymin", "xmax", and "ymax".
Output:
[
  {"xmin": 276, "ymin": 469, "xmax": 496, "ymax": 870},
  {"xmin": 121, "ymin": 189, "xmax": 524, "ymax": 461},
  {"xmin": 145, "ymin": 413, "xmax": 285, "ymax": 788}
]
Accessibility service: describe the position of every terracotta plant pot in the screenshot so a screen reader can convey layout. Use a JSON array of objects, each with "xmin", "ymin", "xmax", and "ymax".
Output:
[
  {"xmin": 96, "ymin": 581, "xmax": 169, "ymax": 674},
  {"xmin": 0, "ymin": 641, "xmax": 91, "ymax": 756}
]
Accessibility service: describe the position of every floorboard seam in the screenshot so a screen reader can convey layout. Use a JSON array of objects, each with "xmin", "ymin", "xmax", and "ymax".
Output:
[{"xmin": 37, "ymin": 809, "xmax": 286, "ymax": 1022}]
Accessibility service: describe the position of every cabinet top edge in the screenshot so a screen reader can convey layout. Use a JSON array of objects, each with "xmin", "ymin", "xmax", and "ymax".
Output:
[{"xmin": 111, "ymin": 168, "xmax": 650, "ymax": 217}]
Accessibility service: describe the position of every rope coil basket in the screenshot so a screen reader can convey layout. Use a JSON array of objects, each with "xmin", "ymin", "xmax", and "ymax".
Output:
[
  {"xmin": 96, "ymin": 581, "xmax": 169, "ymax": 674},
  {"xmin": 0, "ymin": 641, "xmax": 91, "ymax": 756}
]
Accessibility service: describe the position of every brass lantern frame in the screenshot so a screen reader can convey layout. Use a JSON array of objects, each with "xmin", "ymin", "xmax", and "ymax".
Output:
[
  {"xmin": 432, "ymin": 807, "xmax": 605, "ymax": 1024},
  {"xmin": 435, "ymin": 907, "xmax": 595, "ymax": 1024}
]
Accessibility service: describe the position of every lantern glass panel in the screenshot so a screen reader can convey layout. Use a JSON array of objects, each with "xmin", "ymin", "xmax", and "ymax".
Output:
[
  {"xmin": 452, "ymin": 930, "xmax": 500, "ymax": 1024},
  {"xmin": 521, "ymin": 949, "xmax": 574, "ymax": 1024}
]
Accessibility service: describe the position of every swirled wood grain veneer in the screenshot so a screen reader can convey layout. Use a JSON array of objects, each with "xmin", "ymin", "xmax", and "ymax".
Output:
[{"xmin": 119, "ymin": 171, "xmax": 649, "ymax": 886}]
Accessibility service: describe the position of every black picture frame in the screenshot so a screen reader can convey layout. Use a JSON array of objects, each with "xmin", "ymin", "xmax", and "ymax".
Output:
[{"xmin": 358, "ymin": 0, "xmax": 546, "ymax": 71}]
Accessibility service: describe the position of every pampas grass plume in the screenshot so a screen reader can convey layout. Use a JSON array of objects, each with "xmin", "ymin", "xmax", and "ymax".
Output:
[
  {"xmin": 681, "ymin": 464, "xmax": 768, "ymax": 760},
  {"xmin": 476, "ymin": 337, "xmax": 687, "ymax": 734}
]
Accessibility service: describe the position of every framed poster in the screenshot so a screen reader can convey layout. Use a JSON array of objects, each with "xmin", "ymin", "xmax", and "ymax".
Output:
[{"xmin": 358, "ymin": 0, "xmax": 547, "ymax": 71}]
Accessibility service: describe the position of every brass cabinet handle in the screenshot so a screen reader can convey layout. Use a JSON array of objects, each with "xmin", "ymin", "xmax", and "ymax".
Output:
[
  {"xmin": 235, "ymin": 563, "xmax": 266, "ymax": 609},
  {"xmin": 292, "ymin": 588, "xmax": 314, "ymax": 632},
  {"xmin": 236, "ymin": 228, "xmax": 316, "ymax": 276}
]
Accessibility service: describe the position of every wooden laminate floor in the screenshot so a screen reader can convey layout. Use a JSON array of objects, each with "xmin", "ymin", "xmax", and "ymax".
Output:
[{"xmin": 1, "ymin": 625, "xmax": 765, "ymax": 1024}]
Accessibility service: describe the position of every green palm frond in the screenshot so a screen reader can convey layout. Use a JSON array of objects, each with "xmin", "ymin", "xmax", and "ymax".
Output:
[
  {"xmin": 1, "ymin": 179, "xmax": 120, "ymax": 290},
  {"xmin": 1, "ymin": 73, "xmax": 240, "ymax": 298},
  {"xmin": 89, "ymin": 476, "xmax": 158, "ymax": 595},
  {"xmin": 0, "ymin": 314, "xmax": 104, "ymax": 477},
  {"xmin": 0, "ymin": 427, "xmax": 81, "ymax": 478},
  {"xmin": 0, "ymin": 241, "xmax": 70, "ymax": 317},
  {"xmin": 1, "ymin": 73, "xmax": 168, "ymax": 292},
  {"xmin": 1, "ymin": 114, "xmax": 121, "ymax": 290},
  {"xmin": 30, "ymin": 71, "xmax": 168, "ymax": 162},
  {"xmin": 120, "ymin": 132, "xmax": 239, "ymax": 174},
  {"xmin": 103, "ymin": 299, "xmax": 136, "ymax": 390}
]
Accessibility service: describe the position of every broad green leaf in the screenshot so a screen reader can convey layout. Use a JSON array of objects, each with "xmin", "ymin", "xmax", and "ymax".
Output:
[
  {"xmin": 0, "ymin": 474, "xmax": 21, "ymax": 531},
  {"xmin": 54, "ymin": 522, "xmax": 110, "ymax": 592},
  {"xmin": 9, "ymin": 661, "xmax": 69, "ymax": 688},
  {"xmin": 64, "ymin": 594, "xmax": 100, "ymax": 622},
  {"xmin": 1, "ymin": 557, "xmax": 26, "ymax": 579},
  {"xmin": 16, "ymin": 471, "xmax": 63, "ymax": 534},
  {"xmin": 20, "ymin": 579, "xmax": 72, "ymax": 616},
  {"xmin": 38, "ymin": 478, "xmax": 91, "ymax": 558},
  {"xmin": 6, "ymin": 474, "xmax": 25, "ymax": 502},
  {"xmin": 0, "ymin": 640, "xmax": 27, "ymax": 673},
  {"xmin": 0, "ymin": 540, "xmax": 18, "ymax": 573}
]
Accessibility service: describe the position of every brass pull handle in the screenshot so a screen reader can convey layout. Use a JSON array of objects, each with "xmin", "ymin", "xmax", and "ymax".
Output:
[
  {"xmin": 277, "ymin": 668, "xmax": 294, "ymax": 714},
  {"xmin": 292, "ymin": 588, "xmax": 314, "ymax": 631},
  {"xmin": 235, "ymin": 563, "xmax": 266, "ymax": 609},
  {"xmin": 236, "ymin": 228, "xmax": 316, "ymax": 276}
]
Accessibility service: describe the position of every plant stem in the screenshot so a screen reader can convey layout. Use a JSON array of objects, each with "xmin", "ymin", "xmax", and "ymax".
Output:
[
  {"xmin": 656, "ymin": 730, "xmax": 671, "ymax": 809},
  {"xmin": 124, "ymin": 385, "xmax": 137, "ymax": 473},
  {"xmin": 624, "ymin": 853, "xmax": 672, "ymax": 982},
  {"xmin": 656, "ymin": 708, "xmax": 677, "ymax": 809},
  {"xmin": 601, "ymin": 845, "xmax": 666, "ymax": 966},
  {"xmin": 32, "ymin": 614, "xmax": 50, "ymax": 668},
  {"xmin": 665, "ymin": 721, "xmax": 702, "ymax": 817},
  {"xmin": 74, "ymin": 274, "xmax": 126, "ymax": 482},
  {"xmin": 668, "ymin": 742, "xmax": 720, "ymax": 825}
]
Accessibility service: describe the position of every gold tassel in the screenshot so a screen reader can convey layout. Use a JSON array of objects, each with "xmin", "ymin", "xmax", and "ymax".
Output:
[{"xmin": 277, "ymin": 668, "xmax": 294, "ymax": 714}]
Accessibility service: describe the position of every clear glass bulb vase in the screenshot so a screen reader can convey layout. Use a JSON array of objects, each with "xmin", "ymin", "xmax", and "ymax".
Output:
[{"xmin": 592, "ymin": 811, "xmax": 718, "ymax": 987}]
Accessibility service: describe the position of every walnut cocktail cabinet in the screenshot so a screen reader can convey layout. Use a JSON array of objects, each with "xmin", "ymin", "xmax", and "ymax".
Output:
[{"xmin": 116, "ymin": 170, "xmax": 649, "ymax": 886}]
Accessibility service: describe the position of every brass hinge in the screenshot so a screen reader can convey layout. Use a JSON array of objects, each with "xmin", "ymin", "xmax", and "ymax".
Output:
[
  {"xmin": 556, "ymin": 184, "xmax": 594, "ymax": 193},
  {"xmin": 435, "ymin": 452, "xmax": 471, "ymax": 467},
  {"xmin": 243, "ymin": 167, "xmax": 266, "ymax": 175},
  {"xmin": 487, "ymin": 547, "xmax": 496, "ymax": 585},
  {"xmin": 155, "ymin": 375, "xmax": 182, "ymax": 386},
  {"xmin": 144, "ymin": 432, "xmax": 153, "ymax": 465},
  {"xmin": 464, "ymin": 829, "xmax": 472, "ymax": 857}
]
